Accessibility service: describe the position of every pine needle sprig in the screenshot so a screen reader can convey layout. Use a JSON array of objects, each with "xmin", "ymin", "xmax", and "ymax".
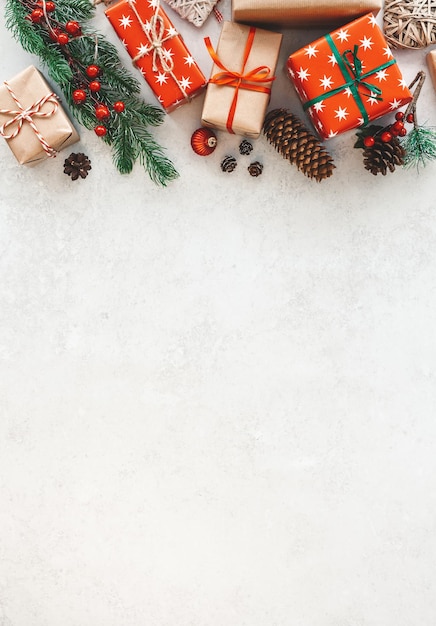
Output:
[
  {"xmin": 4, "ymin": 0, "xmax": 178, "ymax": 185},
  {"xmin": 400, "ymin": 71, "xmax": 436, "ymax": 170}
]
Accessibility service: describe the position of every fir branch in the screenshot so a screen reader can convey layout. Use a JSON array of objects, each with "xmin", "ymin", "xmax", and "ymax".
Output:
[
  {"xmin": 4, "ymin": 0, "xmax": 178, "ymax": 186},
  {"xmin": 402, "ymin": 126, "xmax": 436, "ymax": 169}
]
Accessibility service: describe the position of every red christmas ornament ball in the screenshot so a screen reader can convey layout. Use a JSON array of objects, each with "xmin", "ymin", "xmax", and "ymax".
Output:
[
  {"xmin": 65, "ymin": 20, "xmax": 81, "ymax": 35},
  {"xmin": 381, "ymin": 131, "xmax": 392, "ymax": 143},
  {"xmin": 113, "ymin": 101, "xmax": 125, "ymax": 113},
  {"xmin": 363, "ymin": 135, "xmax": 375, "ymax": 148},
  {"xmin": 399, "ymin": 127, "xmax": 407, "ymax": 137},
  {"xmin": 94, "ymin": 125, "xmax": 107, "ymax": 137},
  {"xmin": 89, "ymin": 80, "xmax": 101, "ymax": 92},
  {"xmin": 190, "ymin": 127, "xmax": 217, "ymax": 156},
  {"xmin": 95, "ymin": 104, "xmax": 110, "ymax": 120},
  {"xmin": 86, "ymin": 65, "xmax": 101, "ymax": 78},
  {"xmin": 57, "ymin": 32, "xmax": 69, "ymax": 45},
  {"xmin": 30, "ymin": 8, "xmax": 44, "ymax": 22},
  {"xmin": 395, "ymin": 111, "xmax": 404, "ymax": 121},
  {"xmin": 391, "ymin": 120, "xmax": 404, "ymax": 134},
  {"xmin": 406, "ymin": 112, "xmax": 415, "ymax": 124},
  {"xmin": 72, "ymin": 89, "xmax": 87, "ymax": 104}
]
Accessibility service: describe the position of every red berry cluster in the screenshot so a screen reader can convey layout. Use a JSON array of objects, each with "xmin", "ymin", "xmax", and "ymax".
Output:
[
  {"xmin": 363, "ymin": 111, "xmax": 414, "ymax": 148},
  {"xmin": 26, "ymin": 0, "xmax": 126, "ymax": 138}
]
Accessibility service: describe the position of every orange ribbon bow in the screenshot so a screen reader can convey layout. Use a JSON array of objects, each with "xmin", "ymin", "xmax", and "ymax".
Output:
[{"xmin": 205, "ymin": 27, "xmax": 275, "ymax": 133}]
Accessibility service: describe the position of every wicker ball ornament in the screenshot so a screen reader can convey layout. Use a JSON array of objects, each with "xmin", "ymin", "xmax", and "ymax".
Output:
[{"xmin": 191, "ymin": 127, "xmax": 217, "ymax": 156}]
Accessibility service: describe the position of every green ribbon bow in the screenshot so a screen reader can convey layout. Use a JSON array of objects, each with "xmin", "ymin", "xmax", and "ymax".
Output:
[{"xmin": 303, "ymin": 33, "xmax": 397, "ymax": 126}]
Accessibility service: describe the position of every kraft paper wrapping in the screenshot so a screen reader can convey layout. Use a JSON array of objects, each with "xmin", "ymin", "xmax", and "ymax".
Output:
[
  {"xmin": 0, "ymin": 66, "xmax": 79, "ymax": 165},
  {"xmin": 427, "ymin": 51, "xmax": 436, "ymax": 91},
  {"xmin": 232, "ymin": 0, "xmax": 381, "ymax": 28},
  {"xmin": 201, "ymin": 22, "xmax": 282, "ymax": 138}
]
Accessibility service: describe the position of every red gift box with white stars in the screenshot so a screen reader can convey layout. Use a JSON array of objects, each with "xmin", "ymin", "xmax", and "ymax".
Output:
[
  {"xmin": 286, "ymin": 13, "xmax": 412, "ymax": 139},
  {"xmin": 105, "ymin": 0, "xmax": 207, "ymax": 112}
]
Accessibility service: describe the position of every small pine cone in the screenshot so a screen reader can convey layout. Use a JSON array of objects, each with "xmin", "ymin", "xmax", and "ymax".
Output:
[
  {"xmin": 248, "ymin": 161, "xmax": 263, "ymax": 177},
  {"xmin": 263, "ymin": 108, "xmax": 335, "ymax": 182},
  {"xmin": 221, "ymin": 155, "xmax": 237, "ymax": 173},
  {"xmin": 362, "ymin": 135, "xmax": 405, "ymax": 175},
  {"xmin": 64, "ymin": 152, "xmax": 92, "ymax": 180},
  {"xmin": 239, "ymin": 139, "xmax": 253, "ymax": 155}
]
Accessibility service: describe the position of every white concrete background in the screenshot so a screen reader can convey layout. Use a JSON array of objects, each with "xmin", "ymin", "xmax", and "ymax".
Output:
[{"xmin": 1, "ymin": 2, "xmax": 436, "ymax": 625}]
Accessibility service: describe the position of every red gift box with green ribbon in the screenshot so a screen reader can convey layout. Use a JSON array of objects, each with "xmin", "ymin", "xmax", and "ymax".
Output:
[{"xmin": 286, "ymin": 13, "xmax": 412, "ymax": 139}]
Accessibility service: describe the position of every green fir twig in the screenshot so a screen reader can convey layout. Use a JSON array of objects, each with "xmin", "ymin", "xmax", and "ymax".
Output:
[
  {"xmin": 4, "ymin": 0, "xmax": 178, "ymax": 185},
  {"xmin": 400, "ymin": 71, "xmax": 436, "ymax": 170}
]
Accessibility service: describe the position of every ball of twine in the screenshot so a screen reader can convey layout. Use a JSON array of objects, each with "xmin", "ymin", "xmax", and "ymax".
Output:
[{"xmin": 384, "ymin": 0, "xmax": 436, "ymax": 48}]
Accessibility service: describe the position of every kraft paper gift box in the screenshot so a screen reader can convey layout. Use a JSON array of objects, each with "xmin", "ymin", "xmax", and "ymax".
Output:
[
  {"xmin": 232, "ymin": 0, "xmax": 382, "ymax": 28},
  {"xmin": 287, "ymin": 13, "xmax": 413, "ymax": 139},
  {"xmin": 201, "ymin": 21, "xmax": 282, "ymax": 138},
  {"xmin": 0, "ymin": 65, "xmax": 79, "ymax": 165},
  {"xmin": 105, "ymin": 0, "xmax": 207, "ymax": 111}
]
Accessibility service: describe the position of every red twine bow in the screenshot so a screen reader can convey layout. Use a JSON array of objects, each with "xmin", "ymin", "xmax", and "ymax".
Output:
[
  {"xmin": 0, "ymin": 81, "xmax": 59, "ymax": 157},
  {"xmin": 205, "ymin": 27, "xmax": 275, "ymax": 133}
]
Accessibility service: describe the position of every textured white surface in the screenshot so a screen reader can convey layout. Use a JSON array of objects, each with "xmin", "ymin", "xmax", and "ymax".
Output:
[{"xmin": 1, "ymin": 3, "xmax": 436, "ymax": 626}]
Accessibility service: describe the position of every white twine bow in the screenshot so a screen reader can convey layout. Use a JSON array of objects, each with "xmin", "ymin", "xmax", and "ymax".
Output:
[
  {"xmin": 128, "ymin": 0, "xmax": 189, "ymax": 100},
  {"xmin": 0, "ymin": 81, "xmax": 59, "ymax": 157}
]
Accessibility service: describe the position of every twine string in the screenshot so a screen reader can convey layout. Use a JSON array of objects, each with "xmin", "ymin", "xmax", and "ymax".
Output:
[
  {"xmin": 384, "ymin": 0, "xmax": 436, "ymax": 48},
  {"xmin": 128, "ymin": 0, "xmax": 189, "ymax": 100},
  {"xmin": 0, "ymin": 81, "xmax": 58, "ymax": 157}
]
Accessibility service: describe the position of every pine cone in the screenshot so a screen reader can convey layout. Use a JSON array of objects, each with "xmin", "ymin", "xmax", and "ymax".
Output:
[
  {"xmin": 221, "ymin": 155, "xmax": 237, "ymax": 173},
  {"xmin": 363, "ymin": 136, "xmax": 405, "ymax": 175},
  {"xmin": 263, "ymin": 108, "xmax": 335, "ymax": 182},
  {"xmin": 64, "ymin": 152, "xmax": 92, "ymax": 180},
  {"xmin": 239, "ymin": 139, "xmax": 253, "ymax": 155},
  {"xmin": 248, "ymin": 161, "xmax": 263, "ymax": 177}
]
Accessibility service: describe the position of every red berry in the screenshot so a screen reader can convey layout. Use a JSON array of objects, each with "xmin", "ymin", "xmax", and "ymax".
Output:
[
  {"xmin": 392, "ymin": 120, "xmax": 404, "ymax": 133},
  {"xmin": 95, "ymin": 125, "xmax": 107, "ymax": 137},
  {"xmin": 113, "ymin": 100, "xmax": 125, "ymax": 113},
  {"xmin": 72, "ymin": 89, "xmax": 86, "ymax": 104},
  {"xmin": 363, "ymin": 135, "xmax": 375, "ymax": 147},
  {"xmin": 57, "ymin": 32, "xmax": 69, "ymax": 45},
  {"xmin": 65, "ymin": 20, "xmax": 80, "ymax": 35},
  {"xmin": 89, "ymin": 80, "xmax": 101, "ymax": 92},
  {"xmin": 406, "ymin": 112, "xmax": 414, "ymax": 124},
  {"xmin": 95, "ymin": 104, "xmax": 110, "ymax": 120},
  {"xmin": 381, "ymin": 131, "xmax": 392, "ymax": 143},
  {"xmin": 30, "ymin": 8, "xmax": 44, "ymax": 22},
  {"xmin": 49, "ymin": 26, "xmax": 62, "ymax": 41},
  {"xmin": 395, "ymin": 111, "xmax": 404, "ymax": 121},
  {"xmin": 399, "ymin": 127, "xmax": 407, "ymax": 137},
  {"xmin": 37, "ymin": 1, "xmax": 55, "ymax": 11},
  {"xmin": 86, "ymin": 65, "xmax": 101, "ymax": 78}
]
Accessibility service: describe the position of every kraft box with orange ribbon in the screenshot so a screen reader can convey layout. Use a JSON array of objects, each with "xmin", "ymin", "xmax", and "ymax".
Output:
[
  {"xmin": 287, "ymin": 13, "xmax": 412, "ymax": 139},
  {"xmin": 105, "ymin": 0, "xmax": 207, "ymax": 112},
  {"xmin": 201, "ymin": 21, "xmax": 282, "ymax": 138},
  {"xmin": 0, "ymin": 65, "xmax": 79, "ymax": 166}
]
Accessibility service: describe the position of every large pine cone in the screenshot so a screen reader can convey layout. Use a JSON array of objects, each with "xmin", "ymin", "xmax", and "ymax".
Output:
[
  {"xmin": 263, "ymin": 108, "xmax": 335, "ymax": 182},
  {"xmin": 363, "ymin": 136, "xmax": 405, "ymax": 175}
]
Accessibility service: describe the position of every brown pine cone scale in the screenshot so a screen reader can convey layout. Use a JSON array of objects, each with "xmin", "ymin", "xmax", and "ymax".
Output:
[{"xmin": 362, "ymin": 136, "xmax": 405, "ymax": 175}]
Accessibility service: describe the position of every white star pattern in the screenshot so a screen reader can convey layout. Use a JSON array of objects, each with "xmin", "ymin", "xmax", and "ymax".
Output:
[
  {"xmin": 148, "ymin": 0, "xmax": 159, "ymax": 7},
  {"xmin": 335, "ymin": 106, "xmax": 348, "ymax": 121},
  {"xmin": 119, "ymin": 14, "xmax": 132, "ymax": 29},
  {"xmin": 383, "ymin": 46, "xmax": 393, "ymax": 58},
  {"xmin": 367, "ymin": 13, "xmax": 378, "ymax": 26},
  {"xmin": 336, "ymin": 29, "xmax": 350, "ymax": 42},
  {"xmin": 140, "ymin": 68, "xmax": 147, "ymax": 77},
  {"xmin": 297, "ymin": 67, "xmax": 310, "ymax": 82},
  {"xmin": 317, "ymin": 120, "xmax": 324, "ymax": 131},
  {"xmin": 155, "ymin": 72, "xmax": 168, "ymax": 85},
  {"xmin": 304, "ymin": 44, "xmax": 318, "ymax": 58},
  {"xmin": 288, "ymin": 67, "xmax": 295, "ymax": 78},
  {"xmin": 163, "ymin": 47, "xmax": 174, "ymax": 60},
  {"xmin": 390, "ymin": 98, "xmax": 402, "ymax": 109},
  {"xmin": 360, "ymin": 36, "xmax": 373, "ymax": 50},
  {"xmin": 320, "ymin": 75, "xmax": 333, "ymax": 90},
  {"xmin": 179, "ymin": 76, "xmax": 192, "ymax": 90},
  {"xmin": 166, "ymin": 26, "xmax": 178, "ymax": 38},
  {"xmin": 375, "ymin": 69, "xmax": 388, "ymax": 82},
  {"xmin": 313, "ymin": 101, "xmax": 325, "ymax": 112},
  {"xmin": 328, "ymin": 54, "xmax": 337, "ymax": 66},
  {"xmin": 344, "ymin": 87, "xmax": 353, "ymax": 97},
  {"xmin": 136, "ymin": 43, "xmax": 150, "ymax": 57},
  {"xmin": 398, "ymin": 77, "xmax": 408, "ymax": 89},
  {"xmin": 184, "ymin": 55, "xmax": 195, "ymax": 67},
  {"xmin": 157, "ymin": 95, "xmax": 164, "ymax": 103},
  {"xmin": 143, "ymin": 20, "xmax": 152, "ymax": 32},
  {"xmin": 367, "ymin": 92, "xmax": 379, "ymax": 106},
  {"xmin": 357, "ymin": 117, "xmax": 365, "ymax": 126},
  {"xmin": 328, "ymin": 130, "xmax": 338, "ymax": 138}
]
